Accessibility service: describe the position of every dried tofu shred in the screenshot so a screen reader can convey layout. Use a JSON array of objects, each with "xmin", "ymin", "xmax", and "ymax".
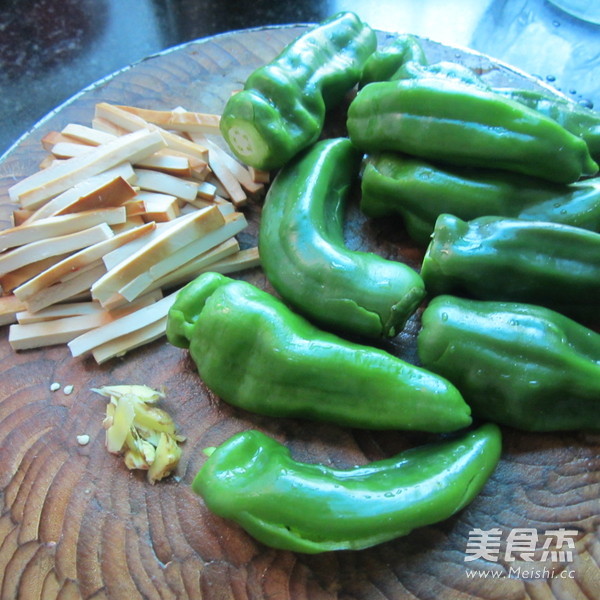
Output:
[
  {"xmin": 2, "ymin": 102, "xmax": 262, "ymax": 359},
  {"xmin": 93, "ymin": 384, "xmax": 185, "ymax": 484}
]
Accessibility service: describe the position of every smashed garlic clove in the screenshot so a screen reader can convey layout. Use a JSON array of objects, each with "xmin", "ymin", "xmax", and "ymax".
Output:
[
  {"xmin": 131, "ymin": 403, "xmax": 177, "ymax": 436},
  {"xmin": 138, "ymin": 438, "xmax": 156, "ymax": 465},
  {"xmin": 94, "ymin": 384, "xmax": 184, "ymax": 483},
  {"xmin": 147, "ymin": 432, "xmax": 182, "ymax": 484},
  {"xmin": 134, "ymin": 426, "xmax": 162, "ymax": 448},
  {"xmin": 92, "ymin": 384, "xmax": 165, "ymax": 403},
  {"xmin": 102, "ymin": 401, "xmax": 116, "ymax": 429},
  {"xmin": 105, "ymin": 396, "xmax": 135, "ymax": 453},
  {"xmin": 124, "ymin": 447, "xmax": 150, "ymax": 471}
]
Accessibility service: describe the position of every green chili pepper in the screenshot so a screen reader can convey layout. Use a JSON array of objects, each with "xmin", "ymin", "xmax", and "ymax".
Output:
[
  {"xmin": 259, "ymin": 137, "xmax": 425, "ymax": 339},
  {"xmin": 394, "ymin": 60, "xmax": 489, "ymax": 89},
  {"xmin": 347, "ymin": 77, "xmax": 598, "ymax": 183},
  {"xmin": 421, "ymin": 214, "xmax": 600, "ymax": 313},
  {"xmin": 494, "ymin": 87, "xmax": 600, "ymax": 160},
  {"xmin": 360, "ymin": 153, "xmax": 600, "ymax": 245},
  {"xmin": 401, "ymin": 211, "xmax": 437, "ymax": 248},
  {"xmin": 418, "ymin": 296, "xmax": 600, "ymax": 431},
  {"xmin": 192, "ymin": 424, "xmax": 502, "ymax": 553},
  {"xmin": 360, "ymin": 34, "xmax": 487, "ymax": 89},
  {"xmin": 166, "ymin": 272, "xmax": 472, "ymax": 432},
  {"xmin": 219, "ymin": 12, "xmax": 376, "ymax": 170},
  {"xmin": 360, "ymin": 34, "xmax": 427, "ymax": 86}
]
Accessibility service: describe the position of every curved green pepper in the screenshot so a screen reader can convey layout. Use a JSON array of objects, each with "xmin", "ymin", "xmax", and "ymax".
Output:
[
  {"xmin": 259, "ymin": 137, "xmax": 425, "ymax": 339},
  {"xmin": 167, "ymin": 272, "xmax": 472, "ymax": 432},
  {"xmin": 421, "ymin": 214, "xmax": 600, "ymax": 313},
  {"xmin": 418, "ymin": 296, "xmax": 600, "ymax": 431},
  {"xmin": 494, "ymin": 87, "xmax": 600, "ymax": 160},
  {"xmin": 360, "ymin": 153, "xmax": 600, "ymax": 245},
  {"xmin": 360, "ymin": 34, "xmax": 427, "ymax": 86},
  {"xmin": 347, "ymin": 77, "xmax": 598, "ymax": 183},
  {"xmin": 193, "ymin": 424, "xmax": 502, "ymax": 553},
  {"xmin": 219, "ymin": 12, "xmax": 376, "ymax": 170}
]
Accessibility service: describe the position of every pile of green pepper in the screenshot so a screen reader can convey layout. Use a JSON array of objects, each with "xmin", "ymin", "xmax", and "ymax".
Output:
[{"xmin": 167, "ymin": 13, "xmax": 600, "ymax": 554}]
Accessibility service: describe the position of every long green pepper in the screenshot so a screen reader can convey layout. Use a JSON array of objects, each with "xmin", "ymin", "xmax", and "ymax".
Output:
[
  {"xmin": 193, "ymin": 424, "xmax": 501, "ymax": 553},
  {"xmin": 259, "ymin": 137, "xmax": 425, "ymax": 339},
  {"xmin": 393, "ymin": 60, "xmax": 490, "ymax": 89},
  {"xmin": 220, "ymin": 12, "xmax": 376, "ymax": 170},
  {"xmin": 347, "ymin": 77, "xmax": 598, "ymax": 183},
  {"xmin": 166, "ymin": 272, "xmax": 472, "ymax": 433},
  {"xmin": 359, "ymin": 34, "xmax": 427, "ymax": 86},
  {"xmin": 494, "ymin": 87, "xmax": 600, "ymax": 161},
  {"xmin": 421, "ymin": 214, "xmax": 600, "ymax": 313},
  {"xmin": 359, "ymin": 34, "xmax": 488, "ymax": 89},
  {"xmin": 360, "ymin": 153, "xmax": 600, "ymax": 245},
  {"xmin": 418, "ymin": 296, "xmax": 600, "ymax": 431}
]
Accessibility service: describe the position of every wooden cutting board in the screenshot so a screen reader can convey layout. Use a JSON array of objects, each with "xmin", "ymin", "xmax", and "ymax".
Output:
[{"xmin": 0, "ymin": 25, "xmax": 598, "ymax": 600}]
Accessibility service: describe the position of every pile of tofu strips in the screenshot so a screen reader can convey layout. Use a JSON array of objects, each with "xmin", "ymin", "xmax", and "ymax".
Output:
[{"xmin": 0, "ymin": 103, "xmax": 265, "ymax": 363}]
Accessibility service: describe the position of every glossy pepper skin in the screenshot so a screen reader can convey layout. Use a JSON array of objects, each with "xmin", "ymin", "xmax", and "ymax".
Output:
[
  {"xmin": 193, "ymin": 424, "xmax": 501, "ymax": 553},
  {"xmin": 359, "ymin": 34, "xmax": 427, "ymax": 86},
  {"xmin": 219, "ymin": 12, "xmax": 376, "ymax": 170},
  {"xmin": 166, "ymin": 272, "xmax": 472, "ymax": 432},
  {"xmin": 360, "ymin": 153, "xmax": 600, "ymax": 246},
  {"xmin": 393, "ymin": 60, "xmax": 489, "ymax": 90},
  {"xmin": 421, "ymin": 214, "xmax": 600, "ymax": 313},
  {"xmin": 347, "ymin": 77, "xmax": 598, "ymax": 183},
  {"xmin": 494, "ymin": 87, "xmax": 600, "ymax": 161},
  {"xmin": 259, "ymin": 138, "xmax": 425, "ymax": 339},
  {"xmin": 359, "ymin": 34, "xmax": 487, "ymax": 90},
  {"xmin": 418, "ymin": 296, "xmax": 600, "ymax": 431}
]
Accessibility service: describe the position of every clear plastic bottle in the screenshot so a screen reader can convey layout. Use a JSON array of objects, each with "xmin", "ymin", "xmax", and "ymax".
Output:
[{"xmin": 470, "ymin": 0, "xmax": 600, "ymax": 109}]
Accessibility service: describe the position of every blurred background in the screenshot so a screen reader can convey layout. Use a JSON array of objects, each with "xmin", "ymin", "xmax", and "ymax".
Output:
[{"xmin": 1, "ymin": 0, "xmax": 599, "ymax": 156}]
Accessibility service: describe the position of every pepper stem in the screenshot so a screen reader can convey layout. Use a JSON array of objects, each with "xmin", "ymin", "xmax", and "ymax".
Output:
[{"xmin": 224, "ymin": 120, "xmax": 270, "ymax": 168}]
